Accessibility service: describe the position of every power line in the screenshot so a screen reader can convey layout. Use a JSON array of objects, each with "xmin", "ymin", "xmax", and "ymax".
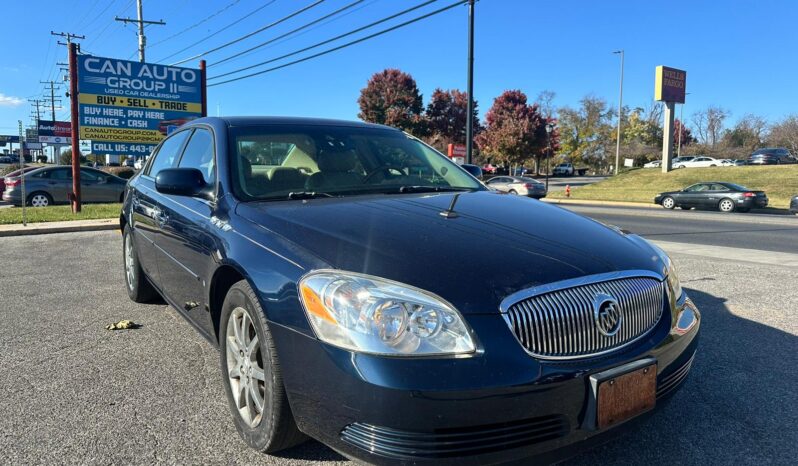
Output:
[
  {"xmin": 209, "ymin": 0, "xmax": 439, "ymax": 81},
  {"xmin": 209, "ymin": 0, "xmax": 465, "ymax": 87},
  {"xmin": 171, "ymin": 0, "xmax": 327, "ymax": 66},
  {"xmin": 211, "ymin": 0, "xmax": 366, "ymax": 68},
  {"xmin": 149, "ymin": 0, "xmax": 242, "ymax": 49},
  {"xmin": 155, "ymin": 0, "xmax": 279, "ymax": 63},
  {"xmin": 115, "ymin": 0, "xmax": 166, "ymax": 62}
]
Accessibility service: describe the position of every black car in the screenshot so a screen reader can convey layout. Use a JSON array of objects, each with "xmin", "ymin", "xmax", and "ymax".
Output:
[
  {"xmin": 121, "ymin": 117, "xmax": 699, "ymax": 465},
  {"xmin": 790, "ymin": 195, "xmax": 798, "ymax": 215},
  {"xmin": 460, "ymin": 163, "xmax": 483, "ymax": 180},
  {"xmin": 747, "ymin": 147, "xmax": 797, "ymax": 165},
  {"xmin": 655, "ymin": 182, "xmax": 768, "ymax": 213}
]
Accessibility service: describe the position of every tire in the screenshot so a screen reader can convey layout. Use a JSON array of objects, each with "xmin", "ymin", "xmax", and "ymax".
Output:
[
  {"xmin": 710, "ymin": 164, "xmax": 717, "ymax": 167},
  {"xmin": 219, "ymin": 280, "xmax": 306, "ymax": 453},
  {"xmin": 509, "ymin": 189, "xmax": 518, "ymax": 195},
  {"xmin": 661, "ymin": 196, "xmax": 676, "ymax": 210},
  {"xmin": 122, "ymin": 226, "xmax": 158, "ymax": 303},
  {"xmin": 718, "ymin": 198, "xmax": 736, "ymax": 213},
  {"xmin": 27, "ymin": 191, "xmax": 52, "ymax": 207}
]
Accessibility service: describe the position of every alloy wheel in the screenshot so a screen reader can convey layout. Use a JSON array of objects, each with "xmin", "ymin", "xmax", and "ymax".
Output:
[
  {"xmin": 719, "ymin": 199, "xmax": 734, "ymax": 212},
  {"xmin": 124, "ymin": 233, "xmax": 135, "ymax": 290},
  {"xmin": 226, "ymin": 307, "xmax": 266, "ymax": 428},
  {"xmin": 30, "ymin": 194, "xmax": 49, "ymax": 207},
  {"xmin": 662, "ymin": 197, "xmax": 675, "ymax": 209}
]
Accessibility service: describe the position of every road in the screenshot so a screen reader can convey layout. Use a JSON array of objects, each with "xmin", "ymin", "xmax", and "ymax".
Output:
[
  {"xmin": 0, "ymin": 229, "xmax": 795, "ymax": 465},
  {"xmin": 559, "ymin": 202, "xmax": 798, "ymax": 254}
]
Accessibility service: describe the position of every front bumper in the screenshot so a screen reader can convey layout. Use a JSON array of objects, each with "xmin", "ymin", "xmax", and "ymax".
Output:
[{"xmin": 271, "ymin": 293, "xmax": 700, "ymax": 465}]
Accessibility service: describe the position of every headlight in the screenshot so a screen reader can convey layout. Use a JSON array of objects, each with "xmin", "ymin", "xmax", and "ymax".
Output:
[
  {"xmin": 298, "ymin": 270, "xmax": 476, "ymax": 356},
  {"xmin": 645, "ymin": 240, "xmax": 683, "ymax": 300},
  {"xmin": 666, "ymin": 259, "xmax": 683, "ymax": 300}
]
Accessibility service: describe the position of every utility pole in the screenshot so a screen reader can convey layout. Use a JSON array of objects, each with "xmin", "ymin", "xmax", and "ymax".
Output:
[
  {"xmin": 115, "ymin": 0, "xmax": 165, "ymax": 62},
  {"xmin": 464, "ymin": 0, "xmax": 475, "ymax": 165},
  {"xmin": 612, "ymin": 50, "xmax": 624, "ymax": 175},
  {"xmin": 677, "ymin": 92, "xmax": 690, "ymax": 159},
  {"xmin": 41, "ymin": 81, "xmax": 62, "ymax": 164}
]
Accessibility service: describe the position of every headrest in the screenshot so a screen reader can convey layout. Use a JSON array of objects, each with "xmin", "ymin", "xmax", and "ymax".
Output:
[
  {"xmin": 317, "ymin": 149, "xmax": 357, "ymax": 172},
  {"xmin": 239, "ymin": 157, "xmax": 252, "ymax": 179},
  {"xmin": 269, "ymin": 167, "xmax": 303, "ymax": 183}
]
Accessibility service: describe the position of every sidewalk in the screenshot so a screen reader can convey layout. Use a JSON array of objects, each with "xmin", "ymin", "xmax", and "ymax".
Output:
[{"xmin": 0, "ymin": 218, "xmax": 119, "ymax": 237}]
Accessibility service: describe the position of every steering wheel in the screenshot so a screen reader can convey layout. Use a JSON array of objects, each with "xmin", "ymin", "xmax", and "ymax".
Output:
[{"xmin": 362, "ymin": 165, "xmax": 405, "ymax": 184}]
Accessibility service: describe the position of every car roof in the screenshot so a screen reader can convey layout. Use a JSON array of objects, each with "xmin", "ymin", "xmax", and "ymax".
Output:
[{"xmin": 187, "ymin": 116, "xmax": 398, "ymax": 131}]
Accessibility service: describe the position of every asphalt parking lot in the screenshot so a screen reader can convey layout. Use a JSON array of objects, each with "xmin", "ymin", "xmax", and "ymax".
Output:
[{"xmin": 1, "ymin": 231, "xmax": 796, "ymax": 465}]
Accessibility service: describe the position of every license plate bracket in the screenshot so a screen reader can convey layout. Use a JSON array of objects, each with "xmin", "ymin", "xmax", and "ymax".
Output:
[{"xmin": 583, "ymin": 358, "xmax": 657, "ymax": 431}]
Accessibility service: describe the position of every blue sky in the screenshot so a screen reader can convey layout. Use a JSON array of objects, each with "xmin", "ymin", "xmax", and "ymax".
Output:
[{"xmin": 1, "ymin": 0, "xmax": 796, "ymax": 135}]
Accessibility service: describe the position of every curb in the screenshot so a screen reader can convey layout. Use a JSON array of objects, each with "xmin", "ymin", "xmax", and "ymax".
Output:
[
  {"xmin": 0, "ymin": 218, "xmax": 119, "ymax": 237},
  {"xmin": 542, "ymin": 198, "xmax": 658, "ymax": 209}
]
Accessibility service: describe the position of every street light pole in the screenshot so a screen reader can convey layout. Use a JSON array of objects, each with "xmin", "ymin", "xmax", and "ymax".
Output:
[
  {"xmin": 613, "ymin": 50, "xmax": 624, "ymax": 175},
  {"xmin": 465, "ymin": 0, "xmax": 475, "ymax": 165}
]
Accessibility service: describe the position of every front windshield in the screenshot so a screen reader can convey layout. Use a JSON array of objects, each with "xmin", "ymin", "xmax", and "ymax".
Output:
[{"xmin": 228, "ymin": 125, "xmax": 482, "ymax": 201}]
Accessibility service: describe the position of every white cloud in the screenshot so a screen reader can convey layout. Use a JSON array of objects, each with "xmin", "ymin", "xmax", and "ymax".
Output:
[{"xmin": 0, "ymin": 93, "xmax": 24, "ymax": 107}]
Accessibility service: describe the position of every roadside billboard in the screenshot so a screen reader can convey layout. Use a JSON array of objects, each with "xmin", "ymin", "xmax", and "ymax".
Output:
[
  {"xmin": 38, "ymin": 120, "xmax": 72, "ymax": 144},
  {"xmin": 77, "ymin": 55, "xmax": 204, "ymax": 156},
  {"xmin": 0, "ymin": 135, "xmax": 20, "ymax": 146},
  {"xmin": 655, "ymin": 66, "xmax": 687, "ymax": 103}
]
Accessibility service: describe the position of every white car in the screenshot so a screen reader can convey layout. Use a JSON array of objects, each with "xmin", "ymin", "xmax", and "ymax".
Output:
[
  {"xmin": 674, "ymin": 156, "xmax": 721, "ymax": 168},
  {"xmin": 643, "ymin": 160, "xmax": 661, "ymax": 168},
  {"xmin": 133, "ymin": 157, "xmax": 147, "ymax": 170}
]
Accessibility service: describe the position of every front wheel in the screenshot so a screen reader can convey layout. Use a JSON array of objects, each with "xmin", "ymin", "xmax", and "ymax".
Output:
[
  {"xmin": 718, "ymin": 198, "xmax": 736, "ymax": 213},
  {"xmin": 123, "ymin": 226, "xmax": 158, "ymax": 302},
  {"xmin": 661, "ymin": 196, "xmax": 676, "ymax": 209},
  {"xmin": 219, "ymin": 280, "xmax": 306, "ymax": 453}
]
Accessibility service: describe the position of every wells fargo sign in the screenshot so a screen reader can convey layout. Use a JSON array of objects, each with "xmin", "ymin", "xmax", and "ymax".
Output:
[{"xmin": 655, "ymin": 66, "xmax": 686, "ymax": 103}]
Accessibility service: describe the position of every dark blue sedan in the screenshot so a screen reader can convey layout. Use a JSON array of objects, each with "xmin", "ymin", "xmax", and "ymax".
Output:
[{"xmin": 121, "ymin": 117, "xmax": 700, "ymax": 464}]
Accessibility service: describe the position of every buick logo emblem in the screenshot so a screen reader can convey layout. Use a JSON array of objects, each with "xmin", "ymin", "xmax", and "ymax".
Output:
[{"xmin": 593, "ymin": 293, "xmax": 623, "ymax": 337}]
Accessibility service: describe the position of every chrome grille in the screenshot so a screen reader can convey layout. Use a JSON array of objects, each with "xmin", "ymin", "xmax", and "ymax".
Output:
[{"xmin": 503, "ymin": 275, "xmax": 665, "ymax": 359}]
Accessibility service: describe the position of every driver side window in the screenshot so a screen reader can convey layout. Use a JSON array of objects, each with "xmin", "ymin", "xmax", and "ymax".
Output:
[{"xmin": 146, "ymin": 130, "xmax": 191, "ymax": 178}]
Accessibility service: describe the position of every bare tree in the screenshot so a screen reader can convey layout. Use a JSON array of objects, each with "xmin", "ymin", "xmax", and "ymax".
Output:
[
  {"xmin": 692, "ymin": 106, "xmax": 730, "ymax": 147},
  {"xmin": 535, "ymin": 90, "xmax": 557, "ymax": 119},
  {"xmin": 767, "ymin": 115, "xmax": 798, "ymax": 153},
  {"xmin": 723, "ymin": 114, "xmax": 768, "ymax": 151}
]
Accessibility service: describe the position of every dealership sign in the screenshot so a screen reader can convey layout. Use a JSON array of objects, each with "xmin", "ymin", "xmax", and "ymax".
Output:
[
  {"xmin": 654, "ymin": 66, "xmax": 686, "ymax": 103},
  {"xmin": 38, "ymin": 120, "xmax": 72, "ymax": 144},
  {"xmin": 77, "ymin": 55, "xmax": 204, "ymax": 155}
]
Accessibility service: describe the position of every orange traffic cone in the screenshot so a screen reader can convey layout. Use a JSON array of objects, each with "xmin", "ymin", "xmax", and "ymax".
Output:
[{"xmin": 565, "ymin": 185, "xmax": 571, "ymax": 198}]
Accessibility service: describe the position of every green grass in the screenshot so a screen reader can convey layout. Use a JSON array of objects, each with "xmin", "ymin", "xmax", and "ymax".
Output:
[
  {"xmin": 550, "ymin": 165, "xmax": 798, "ymax": 209},
  {"xmin": 0, "ymin": 203, "xmax": 121, "ymax": 225}
]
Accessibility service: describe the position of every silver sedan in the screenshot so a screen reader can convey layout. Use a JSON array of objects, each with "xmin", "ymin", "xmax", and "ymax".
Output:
[
  {"xmin": 485, "ymin": 176, "xmax": 547, "ymax": 198},
  {"xmin": 2, "ymin": 166, "xmax": 127, "ymax": 207}
]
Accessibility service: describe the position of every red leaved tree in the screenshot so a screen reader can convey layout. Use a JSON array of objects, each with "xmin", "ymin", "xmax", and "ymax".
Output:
[
  {"xmin": 424, "ymin": 88, "xmax": 481, "ymax": 151},
  {"xmin": 476, "ymin": 90, "xmax": 554, "ymax": 172},
  {"xmin": 357, "ymin": 69, "xmax": 427, "ymax": 136},
  {"xmin": 673, "ymin": 119, "xmax": 694, "ymax": 148}
]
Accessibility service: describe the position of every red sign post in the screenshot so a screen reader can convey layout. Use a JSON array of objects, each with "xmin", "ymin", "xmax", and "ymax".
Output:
[{"xmin": 68, "ymin": 42, "xmax": 81, "ymax": 213}]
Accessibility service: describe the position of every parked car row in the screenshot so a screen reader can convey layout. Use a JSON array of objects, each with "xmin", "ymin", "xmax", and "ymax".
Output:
[
  {"xmin": 643, "ymin": 148, "xmax": 796, "ymax": 169},
  {"xmin": 654, "ymin": 182, "xmax": 768, "ymax": 213},
  {"xmin": 2, "ymin": 166, "xmax": 127, "ymax": 206}
]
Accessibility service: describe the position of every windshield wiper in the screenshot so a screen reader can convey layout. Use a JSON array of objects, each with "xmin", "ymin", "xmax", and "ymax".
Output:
[
  {"xmin": 286, "ymin": 191, "xmax": 335, "ymax": 200},
  {"xmin": 394, "ymin": 186, "xmax": 475, "ymax": 194}
]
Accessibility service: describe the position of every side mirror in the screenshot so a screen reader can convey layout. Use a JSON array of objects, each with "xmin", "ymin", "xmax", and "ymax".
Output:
[{"xmin": 155, "ymin": 168, "xmax": 213, "ymax": 200}]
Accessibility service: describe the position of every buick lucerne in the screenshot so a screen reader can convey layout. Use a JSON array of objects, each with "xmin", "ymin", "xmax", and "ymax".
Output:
[{"xmin": 121, "ymin": 117, "xmax": 700, "ymax": 465}]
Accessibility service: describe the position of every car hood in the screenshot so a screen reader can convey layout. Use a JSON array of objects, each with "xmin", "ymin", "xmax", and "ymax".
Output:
[{"xmin": 236, "ymin": 191, "xmax": 666, "ymax": 314}]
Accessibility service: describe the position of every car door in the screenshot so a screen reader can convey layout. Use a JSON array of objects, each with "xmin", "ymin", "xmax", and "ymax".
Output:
[
  {"xmin": 486, "ymin": 177, "xmax": 508, "ymax": 192},
  {"xmin": 132, "ymin": 129, "xmax": 192, "ymax": 285},
  {"xmin": 78, "ymin": 168, "xmax": 107, "ymax": 202},
  {"xmin": 155, "ymin": 127, "xmax": 218, "ymax": 336},
  {"xmin": 679, "ymin": 183, "xmax": 709, "ymax": 207},
  {"xmin": 43, "ymin": 167, "xmax": 73, "ymax": 203}
]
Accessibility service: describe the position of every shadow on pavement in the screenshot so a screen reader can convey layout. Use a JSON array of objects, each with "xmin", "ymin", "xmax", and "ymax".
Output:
[{"xmin": 563, "ymin": 287, "xmax": 797, "ymax": 465}]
